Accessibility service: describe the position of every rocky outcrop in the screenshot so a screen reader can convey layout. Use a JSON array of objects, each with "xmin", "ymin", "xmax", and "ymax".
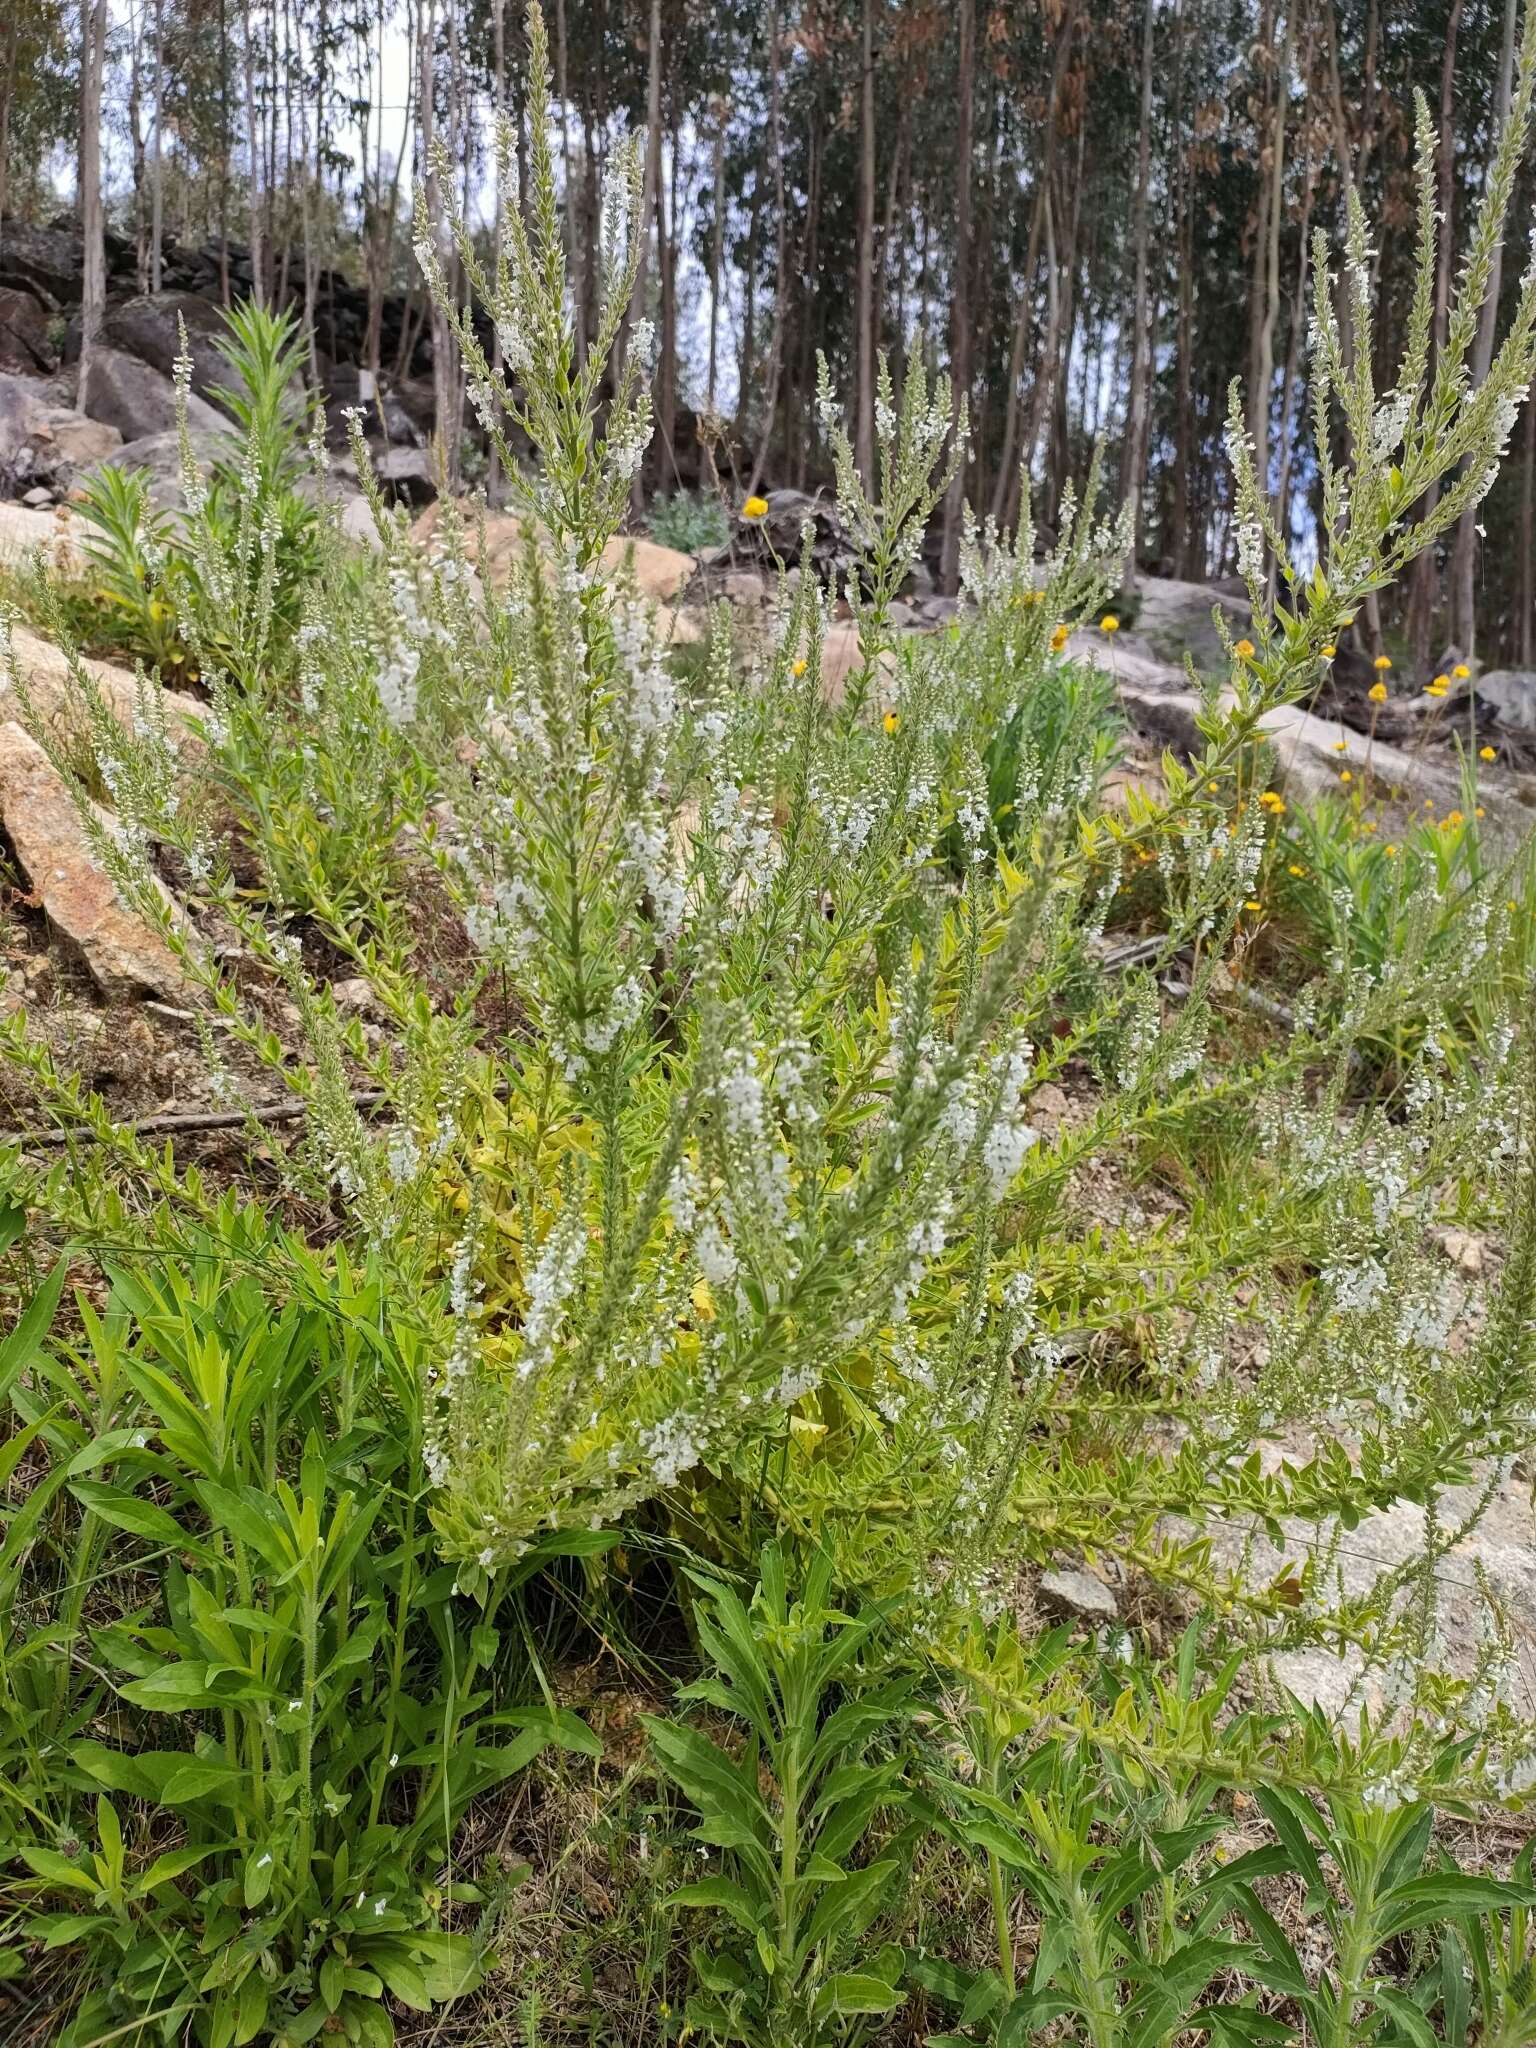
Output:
[
  {"xmin": 0, "ymin": 371, "xmax": 122, "ymax": 498},
  {"xmin": 100, "ymin": 293, "xmax": 234, "ymax": 408},
  {"xmin": 0, "ymin": 288, "xmax": 54, "ymax": 373},
  {"xmin": 0, "ymin": 502, "xmax": 85, "ymax": 573},
  {"xmin": 411, "ymin": 502, "xmax": 698, "ymax": 603},
  {"xmin": 0, "ymin": 721, "xmax": 185, "ymax": 1001},
  {"xmin": 0, "ymin": 623, "xmax": 203, "ymax": 751},
  {"xmin": 80, "ymin": 346, "xmax": 226, "ymax": 444},
  {"xmin": 88, "ymin": 427, "xmax": 227, "ymax": 511}
]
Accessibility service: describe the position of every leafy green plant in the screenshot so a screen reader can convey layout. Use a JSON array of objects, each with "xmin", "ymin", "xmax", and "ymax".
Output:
[
  {"xmin": 648, "ymin": 488, "xmax": 729, "ymax": 555},
  {"xmin": 915, "ymin": 1623, "xmax": 1263, "ymax": 2048},
  {"xmin": 73, "ymin": 461, "xmax": 198, "ymax": 680},
  {"xmin": 1, "ymin": 1229, "xmax": 600, "ymax": 2046},
  {"xmin": 1258, "ymin": 779, "xmax": 1527, "ymax": 1068},
  {"xmin": 645, "ymin": 1543, "xmax": 915, "ymax": 2045},
  {"xmin": 71, "ymin": 299, "xmax": 322, "ymax": 688},
  {"xmin": 1221, "ymin": 1781, "xmax": 1536, "ymax": 2048}
]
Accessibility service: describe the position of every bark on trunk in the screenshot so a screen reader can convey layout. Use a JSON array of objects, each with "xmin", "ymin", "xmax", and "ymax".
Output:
[
  {"xmin": 77, "ymin": 0, "xmax": 109, "ymax": 416},
  {"xmin": 939, "ymin": 0, "xmax": 976, "ymax": 591}
]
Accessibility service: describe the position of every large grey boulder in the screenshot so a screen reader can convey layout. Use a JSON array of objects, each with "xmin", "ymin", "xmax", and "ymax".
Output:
[
  {"xmin": 0, "ymin": 372, "xmax": 122, "ymax": 494},
  {"xmin": 1131, "ymin": 573, "xmax": 1252, "ymax": 674},
  {"xmin": 0, "ymin": 287, "xmax": 53, "ymax": 371},
  {"xmin": 1476, "ymin": 670, "xmax": 1536, "ymax": 731},
  {"xmin": 81, "ymin": 346, "xmax": 225, "ymax": 443},
  {"xmin": 101, "ymin": 293, "xmax": 233, "ymax": 407},
  {"xmin": 89, "ymin": 427, "xmax": 227, "ymax": 511},
  {"xmin": 0, "ymin": 221, "xmax": 82, "ymax": 304}
]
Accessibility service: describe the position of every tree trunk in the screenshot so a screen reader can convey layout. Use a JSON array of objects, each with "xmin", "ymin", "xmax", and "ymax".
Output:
[
  {"xmin": 554, "ymin": 0, "xmax": 585, "ymax": 359},
  {"xmin": 150, "ymin": 0, "xmax": 166, "ymax": 292},
  {"xmin": 242, "ymin": 0, "xmax": 265, "ymax": 304},
  {"xmin": 1452, "ymin": 0, "xmax": 1518, "ymax": 658},
  {"xmin": 854, "ymin": 0, "xmax": 877, "ymax": 483},
  {"xmin": 1171, "ymin": 0, "xmax": 1197, "ymax": 575},
  {"xmin": 707, "ymin": 104, "xmax": 726, "ymax": 409},
  {"xmin": 745, "ymin": 0, "xmax": 788, "ymax": 498},
  {"xmin": 419, "ymin": 0, "xmax": 461, "ymax": 488},
  {"xmin": 939, "ymin": 0, "xmax": 976, "ymax": 591},
  {"xmin": 1522, "ymin": 390, "xmax": 1535, "ymax": 665},
  {"xmin": 77, "ymin": 0, "xmax": 109, "ymax": 416},
  {"xmin": 1120, "ymin": 0, "xmax": 1158, "ymax": 580}
]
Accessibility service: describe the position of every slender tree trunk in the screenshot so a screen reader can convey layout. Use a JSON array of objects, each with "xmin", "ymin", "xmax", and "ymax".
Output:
[
  {"xmin": 707, "ymin": 104, "xmax": 726, "ymax": 409},
  {"xmin": 150, "ymin": 0, "xmax": 166, "ymax": 292},
  {"xmin": 1171, "ymin": 0, "xmax": 1197, "ymax": 575},
  {"xmin": 77, "ymin": 0, "xmax": 109, "ymax": 415},
  {"xmin": 242, "ymin": 0, "xmax": 266, "ymax": 303},
  {"xmin": 854, "ymin": 0, "xmax": 877, "ymax": 482},
  {"xmin": 1273, "ymin": 152, "xmax": 1318, "ymax": 556},
  {"xmin": 745, "ymin": 0, "xmax": 787, "ymax": 498},
  {"xmin": 1121, "ymin": 0, "xmax": 1158, "ymax": 579},
  {"xmin": 419, "ymin": 0, "xmax": 461, "ymax": 488},
  {"xmin": 990, "ymin": 3, "xmax": 1076, "ymax": 524},
  {"xmin": 0, "ymin": 10, "xmax": 18, "ymax": 274},
  {"xmin": 939, "ymin": 0, "xmax": 976, "ymax": 591},
  {"xmin": 554, "ymin": 0, "xmax": 584, "ymax": 358},
  {"xmin": 1453, "ymin": 0, "xmax": 1518, "ymax": 658}
]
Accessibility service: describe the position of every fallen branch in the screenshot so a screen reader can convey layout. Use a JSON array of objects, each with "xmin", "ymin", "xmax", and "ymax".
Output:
[{"xmin": 12, "ymin": 1088, "xmax": 388, "ymax": 1148}]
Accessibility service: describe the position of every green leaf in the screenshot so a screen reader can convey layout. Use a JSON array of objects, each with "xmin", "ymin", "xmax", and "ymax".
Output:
[
  {"xmin": 667, "ymin": 1877, "xmax": 761, "ymax": 1937},
  {"xmin": 812, "ymin": 1971, "xmax": 905, "ymax": 2018},
  {"xmin": 70, "ymin": 1480, "xmax": 193, "ymax": 1550},
  {"xmin": 0, "ymin": 1259, "xmax": 67, "ymax": 1409},
  {"xmin": 1377, "ymin": 1873, "xmax": 1536, "ymax": 1940},
  {"xmin": 117, "ymin": 1661, "xmax": 216, "ymax": 1711}
]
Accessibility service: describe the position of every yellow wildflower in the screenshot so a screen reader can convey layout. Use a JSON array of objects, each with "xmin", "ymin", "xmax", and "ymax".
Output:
[
  {"xmin": 1050, "ymin": 623, "xmax": 1069, "ymax": 652},
  {"xmin": 1321, "ymin": 643, "xmax": 1337, "ymax": 658},
  {"xmin": 1368, "ymin": 681, "xmax": 1388, "ymax": 703},
  {"xmin": 741, "ymin": 494, "xmax": 769, "ymax": 521},
  {"xmin": 1100, "ymin": 614, "xmax": 1120, "ymax": 634},
  {"xmin": 1288, "ymin": 863, "xmax": 1306, "ymax": 877},
  {"xmin": 1339, "ymin": 769, "xmax": 1353, "ymax": 783},
  {"xmin": 1235, "ymin": 638, "xmax": 1256, "ymax": 659},
  {"xmin": 882, "ymin": 711, "xmax": 900, "ymax": 735},
  {"xmin": 1454, "ymin": 663, "xmax": 1471, "ymax": 678},
  {"xmin": 792, "ymin": 658, "xmax": 808, "ymax": 677},
  {"xmin": 1373, "ymin": 654, "xmax": 1392, "ymax": 671},
  {"xmin": 1479, "ymin": 744, "xmax": 1497, "ymax": 761}
]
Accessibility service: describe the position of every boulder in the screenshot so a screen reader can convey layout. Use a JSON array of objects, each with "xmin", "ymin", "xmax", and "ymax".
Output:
[
  {"xmin": 1476, "ymin": 670, "xmax": 1536, "ymax": 731},
  {"xmin": 0, "ymin": 373, "xmax": 122, "ymax": 493},
  {"xmin": 0, "ymin": 220, "xmax": 83, "ymax": 305},
  {"xmin": 602, "ymin": 534, "xmax": 696, "ymax": 601},
  {"xmin": 1070, "ymin": 629, "xmax": 1535, "ymax": 838},
  {"xmin": 0, "ymin": 502, "xmax": 85, "ymax": 574},
  {"xmin": 0, "ymin": 622, "xmax": 203, "ymax": 751},
  {"xmin": 0, "ymin": 720, "xmax": 186, "ymax": 1001},
  {"xmin": 0, "ymin": 287, "xmax": 53, "ymax": 371},
  {"xmin": 371, "ymin": 444, "xmax": 437, "ymax": 504},
  {"xmin": 1038, "ymin": 1565, "xmax": 1119, "ymax": 1623},
  {"xmin": 1130, "ymin": 572, "xmax": 1252, "ymax": 674},
  {"xmin": 80, "ymin": 346, "xmax": 225, "ymax": 443},
  {"xmin": 410, "ymin": 503, "xmax": 693, "ymax": 602},
  {"xmin": 101, "ymin": 293, "xmax": 233, "ymax": 408},
  {"xmin": 89, "ymin": 427, "xmax": 227, "ymax": 511}
]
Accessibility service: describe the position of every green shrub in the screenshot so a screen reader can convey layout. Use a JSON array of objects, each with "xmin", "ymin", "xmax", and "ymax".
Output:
[
  {"xmin": 6, "ymin": 6, "xmax": 1536, "ymax": 2042},
  {"xmin": 648, "ymin": 488, "xmax": 729, "ymax": 555}
]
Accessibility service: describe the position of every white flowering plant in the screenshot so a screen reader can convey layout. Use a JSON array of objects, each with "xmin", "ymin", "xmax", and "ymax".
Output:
[{"xmin": 9, "ymin": 6, "xmax": 1536, "ymax": 2041}]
